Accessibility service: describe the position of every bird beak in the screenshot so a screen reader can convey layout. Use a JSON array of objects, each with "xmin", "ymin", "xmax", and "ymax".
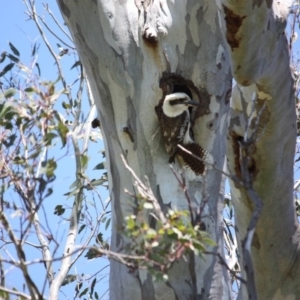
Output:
[{"xmin": 186, "ymin": 100, "xmax": 200, "ymax": 106}]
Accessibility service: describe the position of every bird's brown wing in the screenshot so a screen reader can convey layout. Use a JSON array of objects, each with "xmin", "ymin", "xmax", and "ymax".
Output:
[
  {"xmin": 155, "ymin": 104, "xmax": 189, "ymax": 162},
  {"xmin": 177, "ymin": 143, "xmax": 213, "ymax": 175}
]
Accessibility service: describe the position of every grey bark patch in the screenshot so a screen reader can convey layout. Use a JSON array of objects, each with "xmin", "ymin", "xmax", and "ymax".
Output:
[
  {"xmin": 187, "ymin": 254, "xmax": 198, "ymax": 299},
  {"xmin": 156, "ymin": 185, "xmax": 171, "ymax": 214},
  {"xmin": 140, "ymin": 273, "xmax": 155, "ymax": 300},
  {"xmin": 252, "ymin": 0, "xmax": 264, "ymax": 7},
  {"xmin": 76, "ymin": 23, "xmax": 86, "ymax": 43},
  {"xmin": 206, "ymin": 113, "xmax": 219, "ymax": 131},
  {"xmin": 252, "ymin": 232, "xmax": 261, "ymax": 249},
  {"xmin": 225, "ymin": 87, "xmax": 232, "ymax": 105},
  {"xmin": 252, "ymin": 0, "xmax": 272, "ymax": 9},
  {"xmin": 125, "ymin": 97, "xmax": 137, "ymax": 148},
  {"xmin": 57, "ymin": 0, "xmax": 71, "ymax": 18}
]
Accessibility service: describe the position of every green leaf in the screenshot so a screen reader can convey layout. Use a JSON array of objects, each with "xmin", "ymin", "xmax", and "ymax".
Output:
[
  {"xmin": 127, "ymin": 217, "xmax": 136, "ymax": 230},
  {"xmin": 95, "ymin": 291, "xmax": 99, "ymax": 300},
  {"xmin": 35, "ymin": 62, "xmax": 41, "ymax": 76},
  {"xmin": 79, "ymin": 288, "xmax": 88, "ymax": 297},
  {"xmin": 62, "ymin": 101, "xmax": 71, "ymax": 109},
  {"xmin": 0, "ymin": 63, "xmax": 14, "ymax": 77},
  {"xmin": 0, "ymin": 52, "xmax": 6, "ymax": 63},
  {"xmin": 45, "ymin": 188, "xmax": 53, "ymax": 198},
  {"xmin": 7, "ymin": 53, "xmax": 19, "ymax": 63},
  {"xmin": 71, "ymin": 60, "xmax": 81, "ymax": 70},
  {"xmin": 85, "ymin": 247, "xmax": 101, "ymax": 259},
  {"xmin": 9, "ymin": 42, "xmax": 20, "ymax": 56},
  {"xmin": 49, "ymin": 84, "xmax": 55, "ymax": 96},
  {"xmin": 75, "ymin": 282, "xmax": 83, "ymax": 294},
  {"xmin": 57, "ymin": 121, "xmax": 69, "ymax": 147},
  {"xmin": 2, "ymin": 134, "xmax": 16, "ymax": 147},
  {"xmin": 45, "ymin": 159, "xmax": 57, "ymax": 179},
  {"xmin": 4, "ymin": 122, "xmax": 13, "ymax": 130},
  {"xmin": 28, "ymin": 151, "xmax": 40, "ymax": 160},
  {"xmin": 95, "ymin": 233, "xmax": 103, "ymax": 244},
  {"xmin": 0, "ymin": 102, "xmax": 14, "ymax": 119},
  {"xmin": 69, "ymin": 179, "xmax": 81, "ymax": 190},
  {"xmin": 92, "ymin": 177, "xmax": 108, "ymax": 188},
  {"xmin": 32, "ymin": 43, "xmax": 37, "ymax": 57},
  {"xmin": 13, "ymin": 156, "xmax": 26, "ymax": 165},
  {"xmin": 93, "ymin": 162, "xmax": 105, "ymax": 170},
  {"xmin": 37, "ymin": 178, "xmax": 47, "ymax": 194},
  {"xmin": 78, "ymin": 172, "xmax": 88, "ymax": 180},
  {"xmin": 105, "ymin": 218, "xmax": 111, "ymax": 230},
  {"xmin": 24, "ymin": 87, "xmax": 36, "ymax": 93},
  {"xmin": 62, "ymin": 274, "xmax": 77, "ymax": 286},
  {"xmin": 81, "ymin": 154, "xmax": 88, "ymax": 169},
  {"xmin": 44, "ymin": 132, "xmax": 58, "ymax": 145},
  {"xmin": 53, "ymin": 75, "xmax": 61, "ymax": 84},
  {"xmin": 54, "ymin": 205, "xmax": 65, "ymax": 216},
  {"xmin": 64, "ymin": 187, "xmax": 81, "ymax": 198},
  {"xmin": 90, "ymin": 278, "xmax": 97, "ymax": 296},
  {"xmin": 79, "ymin": 224, "xmax": 86, "ymax": 234},
  {"xmin": 0, "ymin": 290, "xmax": 9, "ymax": 298}
]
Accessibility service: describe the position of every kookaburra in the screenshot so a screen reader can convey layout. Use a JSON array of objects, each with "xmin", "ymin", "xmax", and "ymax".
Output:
[{"xmin": 155, "ymin": 92, "xmax": 212, "ymax": 175}]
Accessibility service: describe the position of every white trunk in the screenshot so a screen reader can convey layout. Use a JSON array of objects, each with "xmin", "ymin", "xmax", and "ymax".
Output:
[
  {"xmin": 56, "ymin": 0, "xmax": 298, "ymax": 299},
  {"xmin": 221, "ymin": 1, "xmax": 300, "ymax": 299}
]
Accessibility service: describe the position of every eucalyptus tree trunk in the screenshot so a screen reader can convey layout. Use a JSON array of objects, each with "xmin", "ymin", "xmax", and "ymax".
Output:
[
  {"xmin": 223, "ymin": 1, "xmax": 300, "ymax": 300},
  {"xmin": 56, "ymin": 0, "xmax": 298, "ymax": 299}
]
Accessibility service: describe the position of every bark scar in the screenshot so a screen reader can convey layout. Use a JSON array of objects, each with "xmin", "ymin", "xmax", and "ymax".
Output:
[
  {"xmin": 230, "ymin": 131, "xmax": 258, "ymax": 181},
  {"xmin": 123, "ymin": 125, "xmax": 135, "ymax": 143},
  {"xmin": 135, "ymin": 0, "xmax": 168, "ymax": 46},
  {"xmin": 223, "ymin": 5, "xmax": 246, "ymax": 51}
]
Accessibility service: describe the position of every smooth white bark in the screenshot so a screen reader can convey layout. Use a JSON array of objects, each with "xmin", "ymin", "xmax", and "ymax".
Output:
[{"xmin": 220, "ymin": 1, "xmax": 300, "ymax": 299}]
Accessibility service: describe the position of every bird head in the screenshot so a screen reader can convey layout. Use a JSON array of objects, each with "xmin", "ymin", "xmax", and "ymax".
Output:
[{"xmin": 162, "ymin": 92, "xmax": 199, "ymax": 117}]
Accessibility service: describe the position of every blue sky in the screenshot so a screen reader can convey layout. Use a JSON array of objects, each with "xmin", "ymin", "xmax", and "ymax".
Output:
[{"xmin": 0, "ymin": 1, "xmax": 110, "ymax": 299}]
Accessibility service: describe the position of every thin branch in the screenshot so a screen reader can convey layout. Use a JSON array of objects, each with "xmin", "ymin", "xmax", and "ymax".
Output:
[
  {"xmin": 49, "ymin": 136, "xmax": 85, "ymax": 299},
  {"xmin": 23, "ymin": 0, "xmax": 72, "ymax": 105},
  {"xmin": 31, "ymin": 211, "xmax": 54, "ymax": 283},
  {"xmin": 72, "ymin": 65, "xmax": 85, "ymax": 126},
  {"xmin": 0, "ymin": 286, "xmax": 31, "ymax": 300},
  {"xmin": 240, "ymin": 184, "xmax": 263, "ymax": 300},
  {"xmin": 0, "ymin": 255, "xmax": 5, "ymax": 288},
  {"xmin": 37, "ymin": 13, "xmax": 75, "ymax": 50},
  {"xmin": 43, "ymin": 3, "xmax": 74, "ymax": 43},
  {"xmin": 70, "ymin": 201, "xmax": 110, "ymax": 268},
  {"xmin": 0, "ymin": 212, "xmax": 42, "ymax": 299},
  {"xmin": 294, "ymin": 178, "xmax": 300, "ymax": 190},
  {"xmin": 169, "ymin": 164, "xmax": 195, "ymax": 226},
  {"xmin": 121, "ymin": 154, "xmax": 167, "ymax": 224},
  {"xmin": 205, "ymin": 251, "xmax": 246, "ymax": 284}
]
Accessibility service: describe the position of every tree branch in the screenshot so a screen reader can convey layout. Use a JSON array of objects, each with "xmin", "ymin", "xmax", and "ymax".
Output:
[{"xmin": 0, "ymin": 286, "xmax": 31, "ymax": 300}]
